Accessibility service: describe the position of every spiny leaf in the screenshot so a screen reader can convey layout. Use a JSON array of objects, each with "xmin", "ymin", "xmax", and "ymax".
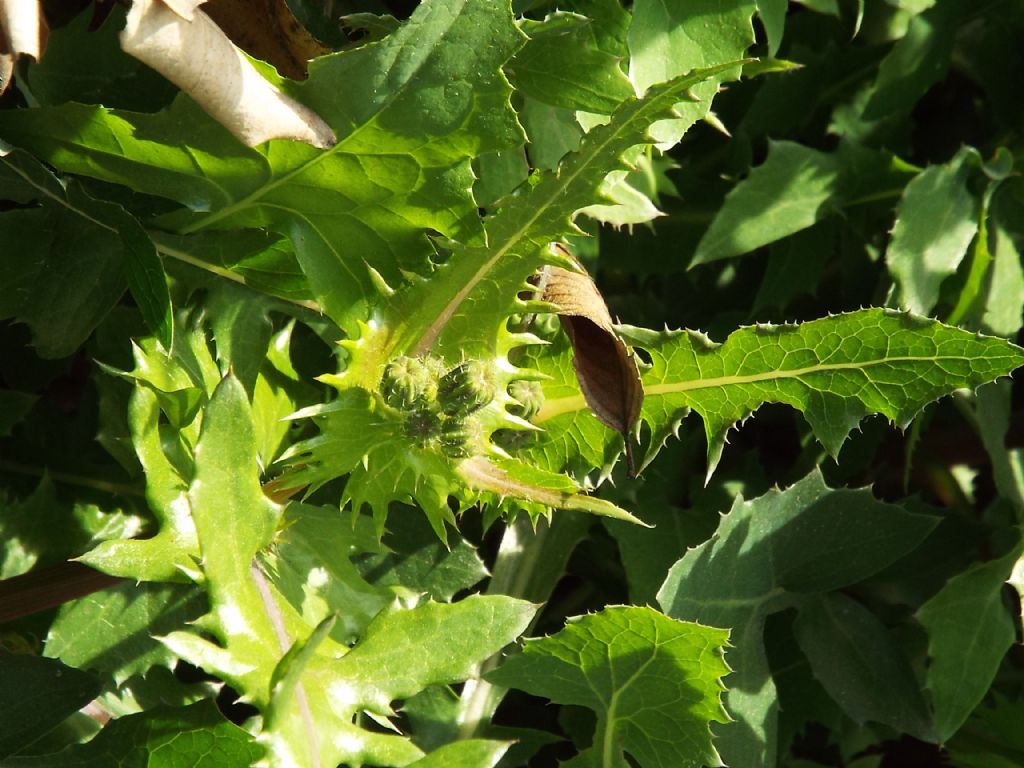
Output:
[
  {"xmin": 628, "ymin": 0, "xmax": 755, "ymax": 146},
  {"xmin": 533, "ymin": 308, "xmax": 1024, "ymax": 480},
  {"xmin": 488, "ymin": 605, "xmax": 730, "ymax": 768},
  {"xmin": 389, "ymin": 61, "xmax": 747, "ymax": 365}
]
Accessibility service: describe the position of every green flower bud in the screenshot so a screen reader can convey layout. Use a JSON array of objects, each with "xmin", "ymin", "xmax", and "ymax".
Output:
[
  {"xmin": 381, "ymin": 356, "xmax": 438, "ymax": 410},
  {"xmin": 402, "ymin": 407, "xmax": 442, "ymax": 446},
  {"xmin": 438, "ymin": 360, "xmax": 496, "ymax": 416},
  {"xmin": 439, "ymin": 416, "xmax": 484, "ymax": 458},
  {"xmin": 508, "ymin": 379, "xmax": 544, "ymax": 420}
]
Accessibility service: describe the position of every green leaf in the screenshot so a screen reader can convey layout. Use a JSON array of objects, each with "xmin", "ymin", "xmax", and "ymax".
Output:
[
  {"xmin": 261, "ymin": 596, "xmax": 536, "ymax": 768},
  {"xmin": 628, "ymin": 0, "xmax": 755, "ymax": 146},
  {"xmin": 151, "ymin": 229, "xmax": 313, "ymax": 306},
  {"xmin": 488, "ymin": 605, "xmax": 730, "ymax": 768},
  {"xmin": 610, "ymin": 309, "xmax": 1024, "ymax": 477},
  {"xmin": 1, "ymin": 701, "xmax": 261, "ymax": 767},
  {"xmin": 0, "ymin": 143, "xmax": 172, "ymax": 350},
  {"xmin": 0, "ymin": 652, "xmax": 101, "ymax": 759},
  {"xmin": 0, "ymin": 476, "xmax": 139, "ymax": 580},
  {"xmin": 24, "ymin": 4, "xmax": 175, "ymax": 111},
  {"xmin": 263, "ymin": 502, "xmax": 390, "ymax": 645},
  {"xmin": 887, "ymin": 148, "xmax": 979, "ymax": 315},
  {"xmin": 406, "ymin": 740, "xmax": 511, "ymax": 768},
  {"xmin": 692, "ymin": 141, "xmax": 912, "ymax": 266},
  {"xmin": 916, "ymin": 541, "xmax": 1020, "ymax": 742},
  {"xmin": 173, "ymin": 374, "xmax": 285, "ymax": 698},
  {"xmin": 946, "ymin": 693, "xmax": 1024, "ymax": 768},
  {"xmin": 0, "ymin": 0, "xmax": 527, "ymax": 333},
  {"xmin": 44, "ymin": 582, "xmax": 204, "ymax": 687},
  {"xmin": 753, "ymin": 222, "xmax": 834, "ymax": 315},
  {"xmin": 980, "ymin": 203, "xmax": 1024, "ymax": 338},
  {"xmin": 0, "ymin": 390, "xmax": 36, "ymax": 437},
  {"xmin": 658, "ymin": 470, "xmax": 938, "ymax": 768},
  {"xmin": 756, "ymin": 0, "xmax": 787, "ymax": 55},
  {"xmin": 509, "ymin": 12, "xmax": 634, "ymax": 114},
  {"xmin": 79, "ymin": 322, "xmax": 227, "ymax": 582},
  {"xmin": 354, "ymin": 509, "xmax": 489, "ymax": 603},
  {"xmin": 794, "ymin": 593, "xmax": 932, "ymax": 740},
  {"xmin": 861, "ymin": 0, "xmax": 967, "ymax": 121},
  {"xmin": 384, "ymin": 61, "xmax": 748, "ymax": 364}
]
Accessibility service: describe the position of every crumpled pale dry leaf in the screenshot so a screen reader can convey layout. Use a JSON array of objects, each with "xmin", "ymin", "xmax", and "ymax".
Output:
[
  {"xmin": 0, "ymin": 0, "xmax": 46, "ymax": 59},
  {"xmin": 120, "ymin": 0, "xmax": 335, "ymax": 149},
  {"xmin": 203, "ymin": 0, "xmax": 330, "ymax": 81},
  {"xmin": 541, "ymin": 247, "xmax": 645, "ymax": 475},
  {"xmin": 0, "ymin": 0, "xmax": 47, "ymax": 95}
]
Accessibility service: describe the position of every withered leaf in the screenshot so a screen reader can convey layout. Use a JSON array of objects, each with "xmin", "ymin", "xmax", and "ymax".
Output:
[
  {"xmin": 203, "ymin": 0, "xmax": 331, "ymax": 81},
  {"xmin": 541, "ymin": 250, "xmax": 644, "ymax": 475},
  {"xmin": 120, "ymin": 0, "xmax": 335, "ymax": 149},
  {"xmin": 0, "ymin": 0, "xmax": 47, "ymax": 97},
  {"xmin": 0, "ymin": 0, "xmax": 48, "ymax": 60}
]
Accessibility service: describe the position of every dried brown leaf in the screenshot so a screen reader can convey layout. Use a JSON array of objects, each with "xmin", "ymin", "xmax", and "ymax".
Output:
[
  {"xmin": 541, "ymin": 251, "xmax": 644, "ymax": 474},
  {"xmin": 120, "ymin": 0, "xmax": 335, "ymax": 149},
  {"xmin": 0, "ymin": 0, "xmax": 48, "ymax": 60},
  {"xmin": 204, "ymin": 0, "xmax": 330, "ymax": 81}
]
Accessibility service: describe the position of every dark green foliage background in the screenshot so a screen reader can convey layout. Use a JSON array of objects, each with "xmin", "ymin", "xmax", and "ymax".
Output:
[{"xmin": 2, "ymin": 1, "xmax": 1024, "ymax": 767}]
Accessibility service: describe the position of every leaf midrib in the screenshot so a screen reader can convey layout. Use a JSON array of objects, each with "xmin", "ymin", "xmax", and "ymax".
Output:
[
  {"xmin": 177, "ymin": 4, "xmax": 474, "ymax": 237},
  {"xmin": 536, "ymin": 352, "xmax": 992, "ymax": 422}
]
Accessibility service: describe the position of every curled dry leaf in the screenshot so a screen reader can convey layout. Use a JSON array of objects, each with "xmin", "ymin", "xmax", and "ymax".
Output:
[
  {"xmin": 120, "ymin": 0, "xmax": 335, "ymax": 149},
  {"xmin": 0, "ymin": 0, "xmax": 47, "ymax": 59},
  {"xmin": 203, "ymin": 0, "xmax": 330, "ymax": 81},
  {"xmin": 0, "ymin": 0, "xmax": 47, "ymax": 95},
  {"xmin": 541, "ymin": 247, "xmax": 644, "ymax": 475}
]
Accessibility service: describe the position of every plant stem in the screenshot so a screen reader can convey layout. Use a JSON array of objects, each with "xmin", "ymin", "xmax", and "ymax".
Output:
[{"xmin": 456, "ymin": 512, "xmax": 589, "ymax": 739}]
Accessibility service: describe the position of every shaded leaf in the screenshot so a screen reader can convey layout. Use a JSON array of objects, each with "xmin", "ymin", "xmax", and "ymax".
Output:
[
  {"xmin": 203, "ymin": 0, "xmax": 330, "ymax": 81},
  {"xmin": 0, "ymin": 144, "xmax": 171, "ymax": 354},
  {"xmin": 658, "ymin": 470, "xmax": 938, "ymax": 768},
  {"xmin": 44, "ymin": 581, "xmax": 205, "ymax": 687},
  {"xmin": 794, "ymin": 592, "xmax": 932, "ymax": 740},
  {"xmin": 692, "ymin": 141, "xmax": 912, "ymax": 266},
  {"xmin": 2, "ymin": 701, "xmax": 261, "ymax": 767},
  {"xmin": 0, "ymin": 652, "xmax": 100, "ymax": 759},
  {"xmin": 916, "ymin": 541, "xmax": 1020, "ymax": 742},
  {"xmin": 488, "ymin": 605, "xmax": 730, "ymax": 768}
]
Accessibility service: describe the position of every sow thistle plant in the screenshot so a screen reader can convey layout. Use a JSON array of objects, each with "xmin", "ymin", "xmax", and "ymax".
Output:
[{"xmin": 1, "ymin": 1, "xmax": 1023, "ymax": 767}]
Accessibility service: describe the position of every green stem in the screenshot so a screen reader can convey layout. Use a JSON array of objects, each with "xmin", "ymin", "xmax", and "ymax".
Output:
[
  {"xmin": 455, "ymin": 513, "xmax": 589, "ymax": 739},
  {"xmin": 0, "ymin": 459, "xmax": 144, "ymax": 498}
]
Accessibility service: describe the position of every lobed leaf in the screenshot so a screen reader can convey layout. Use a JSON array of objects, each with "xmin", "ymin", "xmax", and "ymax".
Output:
[
  {"xmin": 488, "ymin": 605, "xmax": 730, "ymax": 768},
  {"xmin": 534, "ymin": 308, "xmax": 1024, "ymax": 479}
]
